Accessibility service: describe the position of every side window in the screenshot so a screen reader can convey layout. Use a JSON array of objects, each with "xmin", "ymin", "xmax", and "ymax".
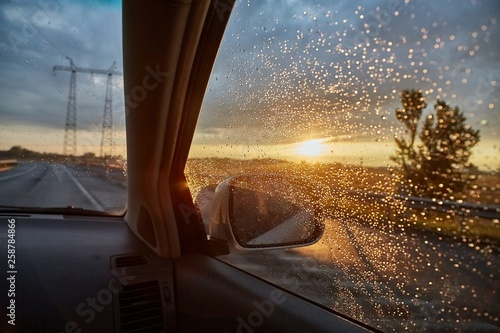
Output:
[{"xmin": 186, "ymin": 1, "xmax": 499, "ymax": 331}]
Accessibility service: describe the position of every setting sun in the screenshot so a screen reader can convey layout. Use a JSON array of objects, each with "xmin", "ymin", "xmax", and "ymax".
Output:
[{"xmin": 296, "ymin": 139, "xmax": 328, "ymax": 156}]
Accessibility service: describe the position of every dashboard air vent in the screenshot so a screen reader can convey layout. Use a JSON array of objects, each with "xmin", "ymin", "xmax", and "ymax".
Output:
[
  {"xmin": 118, "ymin": 281, "xmax": 164, "ymax": 333},
  {"xmin": 114, "ymin": 254, "xmax": 148, "ymax": 268}
]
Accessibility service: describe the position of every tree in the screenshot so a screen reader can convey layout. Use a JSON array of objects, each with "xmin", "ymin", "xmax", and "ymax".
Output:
[
  {"xmin": 82, "ymin": 152, "xmax": 96, "ymax": 159},
  {"xmin": 391, "ymin": 89, "xmax": 480, "ymax": 199},
  {"xmin": 391, "ymin": 89, "xmax": 427, "ymax": 184}
]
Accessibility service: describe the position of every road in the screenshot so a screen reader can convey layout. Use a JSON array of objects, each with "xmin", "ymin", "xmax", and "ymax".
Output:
[
  {"xmin": 0, "ymin": 162, "xmax": 126, "ymax": 213},
  {"xmin": 2, "ymin": 162, "xmax": 498, "ymax": 331},
  {"xmin": 220, "ymin": 216, "xmax": 500, "ymax": 332}
]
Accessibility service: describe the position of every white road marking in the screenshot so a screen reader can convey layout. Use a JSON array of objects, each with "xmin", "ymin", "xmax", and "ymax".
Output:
[
  {"xmin": 0, "ymin": 164, "xmax": 37, "ymax": 181},
  {"xmin": 53, "ymin": 164, "xmax": 64, "ymax": 182},
  {"xmin": 62, "ymin": 165, "xmax": 105, "ymax": 211}
]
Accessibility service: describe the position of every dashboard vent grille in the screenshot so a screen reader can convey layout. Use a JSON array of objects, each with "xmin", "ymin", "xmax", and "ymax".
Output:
[
  {"xmin": 115, "ymin": 254, "xmax": 148, "ymax": 268},
  {"xmin": 118, "ymin": 281, "xmax": 164, "ymax": 333}
]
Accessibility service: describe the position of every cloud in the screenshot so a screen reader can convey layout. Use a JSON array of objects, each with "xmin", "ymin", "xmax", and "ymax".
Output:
[
  {"xmin": 1, "ymin": 0, "xmax": 498, "ymax": 156},
  {"xmin": 198, "ymin": 0, "xmax": 499, "ymax": 146},
  {"xmin": 0, "ymin": 0, "xmax": 124, "ymax": 136}
]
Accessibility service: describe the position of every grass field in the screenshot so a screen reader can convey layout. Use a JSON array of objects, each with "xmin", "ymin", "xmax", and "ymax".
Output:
[{"xmin": 185, "ymin": 158, "xmax": 500, "ymax": 243}]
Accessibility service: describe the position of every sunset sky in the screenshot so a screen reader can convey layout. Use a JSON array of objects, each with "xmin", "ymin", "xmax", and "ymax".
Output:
[
  {"xmin": 193, "ymin": 0, "xmax": 500, "ymax": 168},
  {"xmin": 0, "ymin": 0, "xmax": 498, "ymax": 169}
]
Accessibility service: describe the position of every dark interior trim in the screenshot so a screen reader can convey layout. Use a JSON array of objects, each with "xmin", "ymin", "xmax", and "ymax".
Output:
[{"xmin": 174, "ymin": 253, "xmax": 376, "ymax": 332}]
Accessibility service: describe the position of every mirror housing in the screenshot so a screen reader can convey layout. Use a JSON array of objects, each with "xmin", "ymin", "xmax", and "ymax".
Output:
[{"xmin": 197, "ymin": 175, "xmax": 325, "ymax": 251}]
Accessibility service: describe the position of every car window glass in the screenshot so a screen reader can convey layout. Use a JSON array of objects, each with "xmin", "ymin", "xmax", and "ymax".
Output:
[
  {"xmin": 187, "ymin": 0, "xmax": 499, "ymax": 331},
  {"xmin": 0, "ymin": 0, "xmax": 126, "ymax": 214}
]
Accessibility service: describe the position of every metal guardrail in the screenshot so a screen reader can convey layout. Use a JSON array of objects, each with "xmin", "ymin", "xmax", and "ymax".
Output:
[
  {"xmin": 336, "ymin": 189, "xmax": 500, "ymax": 220},
  {"xmin": 0, "ymin": 159, "xmax": 17, "ymax": 165},
  {"xmin": 0, "ymin": 159, "xmax": 17, "ymax": 169},
  {"xmin": 396, "ymin": 195, "xmax": 500, "ymax": 220}
]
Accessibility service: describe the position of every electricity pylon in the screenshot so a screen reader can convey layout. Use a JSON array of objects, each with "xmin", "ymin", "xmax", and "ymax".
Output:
[
  {"xmin": 100, "ymin": 62, "xmax": 116, "ymax": 157},
  {"xmin": 53, "ymin": 57, "xmax": 122, "ymax": 157},
  {"xmin": 63, "ymin": 58, "xmax": 77, "ymax": 156}
]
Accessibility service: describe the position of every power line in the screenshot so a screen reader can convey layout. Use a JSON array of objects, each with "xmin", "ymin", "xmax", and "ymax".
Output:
[{"xmin": 53, "ymin": 57, "xmax": 122, "ymax": 157}]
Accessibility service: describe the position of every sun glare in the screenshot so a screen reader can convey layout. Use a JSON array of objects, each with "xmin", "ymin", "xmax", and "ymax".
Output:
[{"xmin": 296, "ymin": 139, "xmax": 327, "ymax": 156}]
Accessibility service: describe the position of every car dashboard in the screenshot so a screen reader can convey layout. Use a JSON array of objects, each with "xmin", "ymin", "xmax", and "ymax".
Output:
[
  {"xmin": 0, "ymin": 214, "xmax": 176, "ymax": 332},
  {"xmin": 0, "ymin": 213, "xmax": 370, "ymax": 333}
]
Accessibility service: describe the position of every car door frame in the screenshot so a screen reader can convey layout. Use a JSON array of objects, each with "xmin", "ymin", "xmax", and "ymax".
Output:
[{"xmin": 123, "ymin": 1, "xmax": 378, "ymax": 332}]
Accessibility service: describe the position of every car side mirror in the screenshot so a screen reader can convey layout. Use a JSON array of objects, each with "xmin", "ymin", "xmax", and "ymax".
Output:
[{"xmin": 198, "ymin": 175, "xmax": 325, "ymax": 251}]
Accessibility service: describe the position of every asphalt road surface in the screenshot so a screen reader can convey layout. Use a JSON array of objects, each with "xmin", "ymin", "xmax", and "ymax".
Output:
[
  {"xmin": 0, "ymin": 162, "xmax": 126, "ymax": 213},
  {"xmin": 220, "ymin": 217, "xmax": 500, "ymax": 332},
  {"xmin": 2, "ymin": 162, "xmax": 498, "ymax": 331}
]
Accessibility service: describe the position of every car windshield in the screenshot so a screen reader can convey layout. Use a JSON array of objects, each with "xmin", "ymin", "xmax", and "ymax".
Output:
[
  {"xmin": 186, "ymin": 0, "xmax": 499, "ymax": 332},
  {"xmin": 0, "ymin": 0, "xmax": 126, "ymax": 215}
]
